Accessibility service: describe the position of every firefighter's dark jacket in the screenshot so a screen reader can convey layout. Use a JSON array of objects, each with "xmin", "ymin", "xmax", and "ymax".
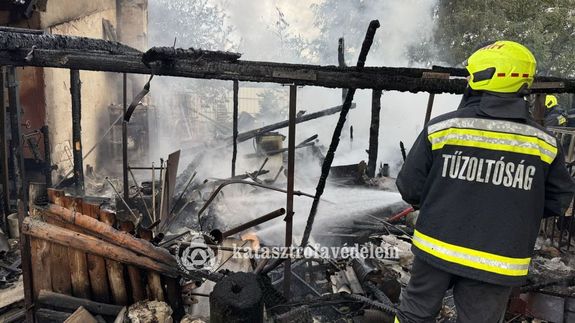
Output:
[
  {"xmin": 397, "ymin": 93, "xmax": 575, "ymax": 286},
  {"xmin": 544, "ymin": 105, "xmax": 567, "ymax": 127}
]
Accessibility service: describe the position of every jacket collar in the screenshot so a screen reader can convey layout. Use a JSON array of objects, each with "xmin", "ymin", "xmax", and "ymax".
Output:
[
  {"xmin": 478, "ymin": 94, "xmax": 529, "ymax": 121},
  {"xmin": 461, "ymin": 92, "xmax": 529, "ymax": 121}
]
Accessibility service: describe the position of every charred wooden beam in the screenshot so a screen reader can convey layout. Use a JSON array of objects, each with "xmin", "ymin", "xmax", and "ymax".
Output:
[
  {"xmin": 37, "ymin": 290, "xmax": 123, "ymax": 316},
  {"xmin": 142, "ymin": 46, "xmax": 241, "ymax": 65},
  {"xmin": 41, "ymin": 126, "xmax": 52, "ymax": 187},
  {"xmin": 22, "ymin": 217, "xmax": 181, "ymax": 277},
  {"xmin": 237, "ymin": 104, "xmax": 356, "ymax": 142},
  {"xmin": 232, "ymin": 80, "xmax": 239, "ymax": 177},
  {"xmin": 0, "ymin": 31, "xmax": 572, "ymax": 93},
  {"xmin": 0, "ymin": 47, "xmax": 572, "ymax": 93},
  {"xmin": 70, "ymin": 70, "xmax": 84, "ymax": 195},
  {"xmin": 0, "ymin": 66, "xmax": 8, "ymax": 229},
  {"xmin": 0, "ymin": 30, "xmax": 139, "ymax": 54},
  {"xmin": 300, "ymin": 20, "xmax": 380, "ymax": 248},
  {"xmin": 41, "ymin": 203, "xmax": 177, "ymax": 266},
  {"xmin": 367, "ymin": 90, "xmax": 382, "ymax": 178},
  {"xmin": 7, "ymin": 66, "xmax": 34, "ymax": 322}
]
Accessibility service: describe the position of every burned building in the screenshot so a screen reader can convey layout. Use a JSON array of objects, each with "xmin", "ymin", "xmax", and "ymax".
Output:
[{"xmin": 0, "ymin": 4, "xmax": 575, "ymax": 323}]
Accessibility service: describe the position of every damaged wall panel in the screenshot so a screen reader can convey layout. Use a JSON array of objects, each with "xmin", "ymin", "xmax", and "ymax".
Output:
[{"xmin": 43, "ymin": 10, "xmax": 121, "ymax": 181}]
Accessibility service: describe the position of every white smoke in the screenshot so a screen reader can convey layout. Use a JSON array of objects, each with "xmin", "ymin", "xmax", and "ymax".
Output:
[{"xmin": 147, "ymin": 0, "xmax": 464, "ymax": 243}]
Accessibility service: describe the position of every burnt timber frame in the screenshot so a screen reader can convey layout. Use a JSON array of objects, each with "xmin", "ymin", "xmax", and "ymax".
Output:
[
  {"xmin": 0, "ymin": 31, "xmax": 573, "ymax": 94},
  {"xmin": 2, "ymin": 28, "xmax": 575, "ymax": 318}
]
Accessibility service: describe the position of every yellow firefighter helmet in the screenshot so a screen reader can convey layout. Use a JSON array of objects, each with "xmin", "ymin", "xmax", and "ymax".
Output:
[{"xmin": 464, "ymin": 41, "xmax": 536, "ymax": 93}]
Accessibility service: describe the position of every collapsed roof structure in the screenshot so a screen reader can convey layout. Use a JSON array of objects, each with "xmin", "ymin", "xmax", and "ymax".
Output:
[{"xmin": 1, "ymin": 18, "xmax": 575, "ymax": 322}]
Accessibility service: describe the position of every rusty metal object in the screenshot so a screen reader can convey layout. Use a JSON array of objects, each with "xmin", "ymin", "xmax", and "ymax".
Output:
[{"xmin": 210, "ymin": 208, "xmax": 285, "ymax": 243}]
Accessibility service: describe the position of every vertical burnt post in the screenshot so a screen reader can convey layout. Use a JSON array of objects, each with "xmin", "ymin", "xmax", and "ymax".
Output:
[
  {"xmin": 7, "ymin": 66, "xmax": 34, "ymax": 322},
  {"xmin": 338, "ymin": 37, "xmax": 347, "ymax": 101},
  {"xmin": 7, "ymin": 67, "xmax": 27, "ymax": 206},
  {"xmin": 533, "ymin": 94, "xmax": 546, "ymax": 126},
  {"xmin": 70, "ymin": 70, "xmax": 84, "ymax": 195},
  {"xmin": 41, "ymin": 125, "xmax": 52, "ymax": 187},
  {"xmin": 0, "ymin": 66, "xmax": 9, "ymax": 230},
  {"xmin": 367, "ymin": 90, "xmax": 382, "ymax": 178},
  {"xmin": 424, "ymin": 93, "xmax": 435, "ymax": 125},
  {"xmin": 232, "ymin": 80, "xmax": 239, "ymax": 177},
  {"xmin": 122, "ymin": 73, "xmax": 129, "ymax": 201},
  {"xmin": 283, "ymin": 84, "xmax": 297, "ymax": 299}
]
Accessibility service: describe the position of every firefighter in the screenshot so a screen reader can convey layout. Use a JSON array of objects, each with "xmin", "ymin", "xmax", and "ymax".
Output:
[
  {"xmin": 395, "ymin": 41, "xmax": 575, "ymax": 322},
  {"xmin": 543, "ymin": 94, "xmax": 567, "ymax": 127}
]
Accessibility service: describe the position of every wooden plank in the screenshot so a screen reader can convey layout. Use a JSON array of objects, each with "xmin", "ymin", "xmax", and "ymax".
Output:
[
  {"xmin": 164, "ymin": 277, "xmax": 183, "ymax": 320},
  {"xmin": 67, "ymin": 197, "xmax": 91, "ymax": 299},
  {"xmin": 83, "ymin": 203, "xmax": 110, "ymax": 304},
  {"xmin": 29, "ymin": 184, "xmax": 52, "ymax": 300},
  {"xmin": 99, "ymin": 209, "xmax": 128, "ymax": 306},
  {"xmin": 64, "ymin": 306, "xmax": 98, "ymax": 323},
  {"xmin": 119, "ymin": 220, "xmax": 145, "ymax": 303},
  {"xmin": 36, "ymin": 309, "xmax": 71, "ymax": 322},
  {"xmin": 22, "ymin": 217, "xmax": 180, "ymax": 278},
  {"xmin": 30, "ymin": 237, "xmax": 52, "ymax": 299},
  {"xmin": 46, "ymin": 193, "xmax": 72, "ymax": 295},
  {"xmin": 38, "ymin": 290, "xmax": 123, "ymax": 316},
  {"xmin": 139, "ymin": 228, "xmax": 164, "ymax": 301},
  {"xmin": 43, "ymin": 204, "xmax": 176, "ymax": 266}
]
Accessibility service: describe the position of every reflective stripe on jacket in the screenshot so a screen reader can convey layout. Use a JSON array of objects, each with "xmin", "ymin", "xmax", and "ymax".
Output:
[{"xmin": 397, "ymin": 93, "xmax": 575, "ymax": 286}]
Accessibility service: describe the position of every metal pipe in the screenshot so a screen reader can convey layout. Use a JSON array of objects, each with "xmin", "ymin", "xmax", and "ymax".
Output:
[
  {"xmin": 122, "ymin": 73, "xmax": 129, "ymax": 201},
  {"xmin": 70, "ymin": 69, "xmax": 84, "ymax": 195},
  {"xmin": 128, "ymin": 167, "xmax": 152, "ymax": 224},
  {"xmin": 105, "ymin": 177, "xmax": 138, "ymax": 222},
  {"xmin": 196, "ymin": 179, "xmax": 316, "ymax": 231},
  {"xmin": 254, "ymin": 157, "xmax": 269, "ymax": 179},
  {"xmin": 284, "ymin": 84, "xmax": 297, "ymax": 299},
  {"xmin": 423, "ymin": 93, "xmax": 435, "ymax": 125},
  {"xmin": 168, "ymin": 171, "xmax": 197, "ymax": 217},
  {"xmin": 210, "ymin": 208, "xmax": 286, "ymax": 243},
  {"xmin": 159, "ymin": 171, "xmax": 197, "ymax": 232},
  {"xmin": 128, "ymin": 166, "xmax": 165, "ymax": 170},
  {"xmin": 158, "ymin": 158, "xmax": 165, "ymax": 222},
  {"xmin": 232, "ymin": 80, "xmax": 238, "ymax": 177}
]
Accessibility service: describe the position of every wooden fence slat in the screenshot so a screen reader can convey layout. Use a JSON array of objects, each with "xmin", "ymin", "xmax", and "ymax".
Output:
[{"xmin": 84, "ymin": 203, "xmax": 110, "ymax": 303}]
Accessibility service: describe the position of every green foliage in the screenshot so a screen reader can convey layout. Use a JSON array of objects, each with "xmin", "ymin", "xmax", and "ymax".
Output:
[
  {"xmin": 257, "ymin": 89, "xmax": 287, "ymax": 122},
  {"xmin": 149, "ymin": 0, "xmax": 237, "ymax": 125},
  {"xmin": 309, "ymin": 0, "xmax": 383, "ymax": 64},
  {"xmin": 426, "ymin": 0, "xmax": 575, "ymax": 77},
  {"xmin": 149, "ymin": 0, "xmax": 236, "ymax": 50}
]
